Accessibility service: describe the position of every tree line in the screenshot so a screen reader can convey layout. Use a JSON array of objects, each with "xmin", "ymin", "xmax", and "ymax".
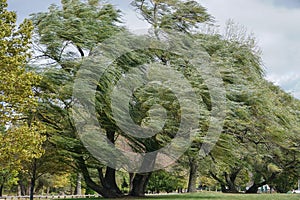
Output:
[{"xmin": 0, "ymin": 0, "xmax": 300, "ymax": 199}]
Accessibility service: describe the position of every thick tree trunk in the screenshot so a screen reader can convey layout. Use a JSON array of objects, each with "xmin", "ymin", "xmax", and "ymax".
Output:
[
  {"xmin": 78, "ymin": 158, "xmax": 123, "ymax": 198},
  {"xmin": 77, "ymin": 129, "xmax": 124, "ymax": 198},
  {"xmin": 210, "ymin": 171, "xmax": 226, "ymax": 192},
  {"xmin": 0, "ymin": 184, "xmax": 3, "ymax": 197},
  {"xmin": 210, "ymin": 171, "xmax": 225, "ymax": 192},
  {"xmin": 245, "ymin": 183, "xmax": 262, "ymax": 194},
  {"xmin": 245, "ymin": 179, "xmax": 267, "ymax": 194},
  {"xmin": 100, "ymin": 130, "xmax": 123, "ymax": 196},
  {"xmin": 223, "ymin": 169, "xmax": 241, "ymax": 193},
  {"xmin": 246, "ymin": 173, "xmax": 277, "ymax": 194},
  {"xmin": 220, "ymin": 184, "xmax": 227, "ymax": 193},
  {"xmin": 129, "ymin": 149, "xmax": 157, "ymax": 197},
  {"xmin": 187, "ymin": 160, "xmax": 198, "ymax": 193},
  {"xmin": 102, "ymin": 167, "xmax": 123, "ymax": 196},
  {"xmin": 209, "ymin": 167, "xmax": 241, "ymax": 193},
  {"xmin": 129, "ymin": 173, "xmax": 151, "ymax": 197}
]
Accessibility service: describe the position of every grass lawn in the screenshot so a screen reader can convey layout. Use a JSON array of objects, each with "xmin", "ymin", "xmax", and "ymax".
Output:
[{"xmin": 71, "ymin": 192, "xmax": 300, "ymax": 200}]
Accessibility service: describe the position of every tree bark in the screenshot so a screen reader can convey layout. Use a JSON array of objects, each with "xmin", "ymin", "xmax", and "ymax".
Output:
[
  {"xmin": 102, "ymin": 167, "xmax": 123, "ymax": 196},
  {"xmin": 129, "ymin": 173, "xmax": 151, "ymax": 197},
  {"xmin": 129, "ymin": 148, "xmax": 157, "ymax": 196},
  {"xmin": 246, "ymin": 172, "xmax": 277, "ymax": 194},
  {"xmin": 75, "ymin": 173, "xmax": 81, "ymax": 195},
  {"xmin": 101, "ymin": 130, "xmax": 123, "ymax": 196},
  {"xmin": 129, "ymin": 173, "xmax": 135, "ymax": 192},
  {"xmin": 187, "ymin": 160, "xmax": 198, "ymax": 193},
  {"xmin": 18, "ymin": 184, "xmax": 21, "ymax": 196},
  {"xmin": 0, "ymin": 184, "xmax": 3, "ymax": 197},
  {"xmin": 18, "ymin": 180, "xmax": 27, "ymax": 196},
  {"xmin": 209, "ymin": 167, "xmax": 242, "ymax": 193},
  {"xmin": 245, "ymin": 182, "xmax": 263, "ymax": 194},
  {"xmin": 77, "ymin": 156, "xmax": 123, "ymax": 198},
  {"xmin": 76, "ymin": 128, "xmax": 124, "ymax": 198},
  {"xmin": 30, "ymin": 159, "xmax": 37, "ymax": 200},
  {"xmin": 223, "ymin": 168, "xmax": 241, "ymax": 193}
]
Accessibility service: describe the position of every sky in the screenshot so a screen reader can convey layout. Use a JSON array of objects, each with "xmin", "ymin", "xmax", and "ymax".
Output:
[{"xmin": 7, "ymin": 0, "xmax": 300, "ymax": 99}]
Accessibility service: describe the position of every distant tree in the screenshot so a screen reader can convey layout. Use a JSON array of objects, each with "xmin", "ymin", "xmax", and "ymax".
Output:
[{"xmin": 147, "ymin": 170, "xmax": 185, "ymax": 194}]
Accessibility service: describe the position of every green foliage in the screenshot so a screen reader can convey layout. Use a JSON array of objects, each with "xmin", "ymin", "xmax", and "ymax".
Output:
[
  {"xmin": 147, "ymin": 170, "xmax": 185, "ymax": 193},
  {"xmin": 2, "ymin": 0, "xmax": 298, "ymax": 197},
  {"xmin": 0, "ymin": 1, "xmax": 45, "ymax": 192},
  {"xmin": 0, "ymin": 0, "xmax": 39, "ymax": 122},
  {"xmin": 131, "ymin": 0, "xmax": 213, "ymax": 33}
]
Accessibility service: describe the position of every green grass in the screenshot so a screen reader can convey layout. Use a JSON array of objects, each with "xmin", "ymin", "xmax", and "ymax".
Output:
[{"xmin": 69, "ymin": 192, "xmax": 300, "ymax": 200}]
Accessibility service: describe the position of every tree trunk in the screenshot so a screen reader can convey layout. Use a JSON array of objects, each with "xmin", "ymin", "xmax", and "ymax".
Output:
[
  {"xmin": 129, "ymin": 173, "xmax": 135, "ymax": 192},
  {"xmin": 246, "ymin": 172, "xmax": 277, "ymax": 194},
  {"xmin": 75, "ymin": 173, "xmax": 81, "ymax": 195},
  {"xmin": 129, "ymin": 173, "xmax": 151, "ymax": 197},
  {"xmin": 100, "ymin": 130, "xmax": 123, "ymax": 196},
  {"xmin": 0, "ymin": 184, "xmax": 3, "ymax": 197},
  {"xmin": 220, "ymin": 184, "xmax": 227, "ymax": 193},
  {"xmin": 30, "ymin": 159, "xmax": 37, "ymax": 200},
  {"xmin": 76, "ymin": 128, "xmax": 124, "ymax": 198},
  {"xmin": 129, "ymin": 148, "xmax": 157, "ymax": 197},
  {"xmin": 20, "ymin": 183, "xmax": 26, "ymax": 195},
  {"xmin": 77, "ymin": 156, "xmax": 123, "ymax": 198},
  {"xmin": 18, "ymin": 185, "xmax": 21, "ymax": 196},
  {"xmin": 29, "ymin": 178, "xmax": 35, "ymax": 199},
  {"xmin": 246, "ymin": 180, "xmax": 266, "ymax": 194},
  {"xmin": 187, "ymin": 160, "xmax": 198, "ymax": 193},
  {"xmin": 245, "ymin": 183, "xmax": 261, "ymax": 193},
  {"xmin": 209, "ymin": 167, "xmax": 241, "ymax": 193},
  {"xmin": 209, "ymin": 171, "xmax": 232, "ymax": 193},
  {"xmin": 223, "ymin": 169, "xmax": 241, "ymax": 193},
  {"xmin": 102, "ymin": 167, "xmax": 123, "ymax": 196}
]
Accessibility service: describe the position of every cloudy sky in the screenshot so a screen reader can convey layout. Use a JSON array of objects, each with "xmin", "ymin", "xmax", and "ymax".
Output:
[{"xmin": 7, "ymin": 0, "xmax": 300, "ymax": 99}]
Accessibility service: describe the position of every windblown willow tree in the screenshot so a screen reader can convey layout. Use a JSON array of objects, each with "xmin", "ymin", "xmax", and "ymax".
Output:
[
  {"xmin": 30, "ymin": 0, "xmax": 216, "ymax": 197},
  {"xmin": 30, "ymin": 0, "xmax": 124, "ymax": 198},
  {"xmin": 0, "ymin": 0, "xmax": 45, "ymax": 196},
  {"xmin": 195, "ymin": 25, "xmax": 300, "ymax": 193},
  {"xmin": 29, "ymin": 0, "xmax": 300, "ymax": 198}
]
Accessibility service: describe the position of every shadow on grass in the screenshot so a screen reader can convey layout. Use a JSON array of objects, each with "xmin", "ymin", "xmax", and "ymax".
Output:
[
  {"xmin": 97, "ymin": 193, "xmax": 220, "ymax": 200},
  {"xmin": 63, "ymin": 194, "xmax": 218, "ymax": 200},
  {"xmin": 141, "ymin": 194, "xmax": 218, "ymax": 199}
]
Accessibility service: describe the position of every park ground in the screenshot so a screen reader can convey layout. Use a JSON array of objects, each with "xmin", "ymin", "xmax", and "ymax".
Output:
[{"xmin": 70, "ymin": 192, "xmax": 300, "ymax": 200}]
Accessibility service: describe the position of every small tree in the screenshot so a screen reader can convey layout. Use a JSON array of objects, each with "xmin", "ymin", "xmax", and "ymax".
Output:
[{"xmin": 0, "ymin": 0, "xmax": 45, "ymax": 196}]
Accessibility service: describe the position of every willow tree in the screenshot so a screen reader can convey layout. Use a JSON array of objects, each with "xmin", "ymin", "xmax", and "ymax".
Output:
[
  {"xmin": 128, "ymin": 0, "xmax": 217, "ymax": 195},
  {"xmin": 199, "ymin": 30, "xmax": 300, "ymax": 193},
  {"xmin": 30, "ymin": 0, "xmax": 125, "ymax": 198},
  {"xmin": 30, "ymin": 0, "xmax": 213, "ymax": 197}
]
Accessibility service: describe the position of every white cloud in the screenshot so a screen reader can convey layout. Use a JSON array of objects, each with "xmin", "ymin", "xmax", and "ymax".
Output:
[{"xmin": 200, "ymin": 0, "xmax": 300, "ymax": 99}]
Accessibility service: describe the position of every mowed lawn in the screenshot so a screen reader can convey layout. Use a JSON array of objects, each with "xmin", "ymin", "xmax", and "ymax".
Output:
[{"xmin": 72, "ymin": 192, "xmax": 300, "ymax": 200}]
